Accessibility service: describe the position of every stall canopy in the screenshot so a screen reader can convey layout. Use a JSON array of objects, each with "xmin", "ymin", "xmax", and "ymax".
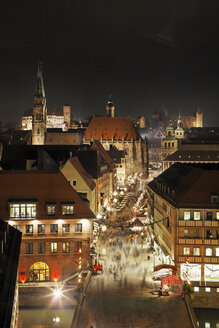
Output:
[{"xmin": 161, "ymin": 275, "xmax": 183, "ymax": 296}]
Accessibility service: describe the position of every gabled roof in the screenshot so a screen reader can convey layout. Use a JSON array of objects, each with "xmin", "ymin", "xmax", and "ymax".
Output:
[
  {"xmin": 148, "ymin": 163, "xmax": 219, "ymax": 208},
  {"xmin": 91, "ymin": 140, "xmax": 114, "ymax": 167},
  {"xmin": 68, "ymin": 157, "xmax": 96, "ymax": 190},
  {"xmin": 0, "ymin": 170, "xmax": 95, "ymax": 219},
  {"xmin": 85, "ymin": 117, "xmax": 138, "ymax": 141}
]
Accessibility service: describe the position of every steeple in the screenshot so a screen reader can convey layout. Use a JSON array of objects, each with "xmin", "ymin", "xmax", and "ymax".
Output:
[
  {"xmin": 177, "ymin": 112, "xmax": 182, "ymax": 130},
  {"xmin": 106, "ymin": 94, "xmax": 115, "ymax": 117},
  {"xmin": 34, "ymin": 61, "xmax": 45, "ymax": 98}
]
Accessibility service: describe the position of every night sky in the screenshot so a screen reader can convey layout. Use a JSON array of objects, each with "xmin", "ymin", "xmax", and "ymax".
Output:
[{"xmin": 1, "ymin": 0, "xmax": 219, "ymax": 126}]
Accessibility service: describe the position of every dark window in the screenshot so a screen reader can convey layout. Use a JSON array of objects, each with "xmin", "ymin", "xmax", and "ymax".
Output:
[
  {"xmin": 46, "ymin": 204, "xmax": 56, "ymax": 216},
  {"xmin": 217, "ymin": 230, "xmax": 219, "ymax": 239},
  {"xmin": 211, "ymin": 195, "xmax": 218, "ymax": 204},
  {"xmin": 72, "ymin": 180, "xmax": 77, "ymax": 186},
  {"xmin": 206, "ymin": 230, "xmax": 213, "ymax": 239},
  {"xmin": 62, "ymin": 224, "xmax": 70, "ymax": 233},
  {"xmin": 38, "ymin": 242, "xmax": 45, "ymax": 254},
  {"xmin": 194, "ymin": 230, "xmax": 200, "ymax": 238},
  {"xmin": 184, "ymin": 229, "xmax": 189, "ymax": 237},
  {"xmin": 26, "ymin": 242, "xmax": 33, "ymax": 254},
  {"xmin": 74, "ymin": 241, "xmax": 82, "ymax": 253},
  {"xmin": 26, "ymin": 224, "xmax": 33, "ymax": 234},
  {"xmin": 50, "ymin": 224, "xmax": 58, "ymax": 233},
  {"xmin": 38, "ymin": 224, "xmax": 46, "ymax": 234},
  {"xmin": 75, "ymin": 223, "xmax": 82, "ymax": 233},
  {"xmin": 206, "ymin": 212, "xmax": 213, "ymax": 220},
  {"xmin": 62, "ymin": 242, "xmax": 70, "ymax": 253}
]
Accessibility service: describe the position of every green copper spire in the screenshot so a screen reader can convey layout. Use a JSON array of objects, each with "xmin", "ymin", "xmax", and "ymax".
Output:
[{"xmin": 34, "ymin": 61, "xmax": 45, "ymax": 98}]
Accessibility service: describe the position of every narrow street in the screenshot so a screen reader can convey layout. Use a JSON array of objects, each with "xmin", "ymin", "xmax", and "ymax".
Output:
[{"xmin": 76, "ymin": 194, "xmax": 192, "ymax": 328}]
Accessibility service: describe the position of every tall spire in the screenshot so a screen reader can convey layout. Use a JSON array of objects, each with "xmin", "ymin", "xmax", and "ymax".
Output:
[{"xmin": 34, "ymin": 61, "xmax": 45, "ymax": 98}]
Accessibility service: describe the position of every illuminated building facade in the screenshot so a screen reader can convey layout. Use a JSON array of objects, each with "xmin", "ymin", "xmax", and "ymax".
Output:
[
  {"xmin": 0, "ymin": 171, "xmax": 95, "ymax": 283},
  {"xmin": 147, "ymin": 163, "xmax": 219, "ymax": 308}
]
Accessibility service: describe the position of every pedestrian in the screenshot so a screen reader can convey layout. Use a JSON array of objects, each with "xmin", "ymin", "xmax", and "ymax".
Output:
[{"xmin": 147, "ymin": 255, "xmax": 150, "ymax": 261}]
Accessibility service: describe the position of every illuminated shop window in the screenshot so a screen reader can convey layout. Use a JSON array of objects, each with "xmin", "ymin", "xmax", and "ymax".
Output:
[
  {"xmin": 193, "ymin": 248, "xmax": 200, "ymax": 256},
  {"xmin": 180, "ymin": 263, "xmax": 201, "ymax": 281},
  {"xmin": 29, "ymin": 262, "xmax": 50, "ymax": 282},
  {"xmin": 184, "ymin": 247, "xmax": 190, "ymax": 255},
  {"xmin": 194, "ymin": 287, "xmax": 199, "ymax": 292},
  {"xmin": 205, "ymin": 323, "xmax": 210, "ymax": 328},
  {"xmin": 194, "ymin": 212, "xmax": 200, "ymax": 220},
  {"xmin": 75, "ymin": 223, "xmax": 82, "ymax": 233},
  {"xmin": 62, "ymin": 224, "xmax": 70, "ymax": 233},
  {"xmin": 62, "ymin": 242, "xmax": 70, "ymax": 253},
  {"xmin": 51, "ymin": 242, "xmax": 58, "ymax": 253},
  {"xmin": 205, "ymin": 287, "xmax": 211, "ymax": 292},
  {"xmin": 206, "ymin": 248, "xmax": 212, "ymax": 256},
  {"xmin": 204, "ymin": 264, "xmax": 219, "ymax": 281},
  {"xmin": 62, "ymin": 204, "xmax": 74, "ymax": 215},
  {"xmin": 9, "ymin": 203, "xmax": 36, "ymax": 218},
  {"xmin": 46, "ymin": 204, "xmax": 56, "ymax": 216},
  {"xmin": 184, "ymin": 212, "xmax": 190, "ymax": 220}
]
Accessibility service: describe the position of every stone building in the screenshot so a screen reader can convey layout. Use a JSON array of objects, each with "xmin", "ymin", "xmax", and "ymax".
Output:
[
  {"xmin": 84, "ymin": 99, "xmax": 147, "ymax": 177},
  {"xmin": 0, "ymin": 170, "xmax": 95, "ymax": 283},
  {"xmin": 147, "ymin": 163, "xmax": 219, "ymax": 308}
]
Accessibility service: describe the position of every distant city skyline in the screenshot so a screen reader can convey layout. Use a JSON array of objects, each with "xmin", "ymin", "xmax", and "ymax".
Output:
[{"xmin": 0, "ymin": 1, "xmax": 219, "ymax": 126}]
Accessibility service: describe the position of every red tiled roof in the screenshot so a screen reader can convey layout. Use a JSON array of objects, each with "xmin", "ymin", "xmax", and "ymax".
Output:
[
  {"xmin": 0, "ymin": 170, "xmax": 95, "ymax": 219},
  {"xmin": 68, "ymin": 157, "xmax": 96, "ymax": 190},
  {"xmin": 85, "ymin": 117, "xmax": 138, "ymax": 141},
  {"xmin": 91, "ymin": 140, "xmax": 114, "ymax": 167}
]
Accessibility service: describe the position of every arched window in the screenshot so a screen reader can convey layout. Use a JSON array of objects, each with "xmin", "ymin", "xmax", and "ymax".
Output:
[
  {"xmin": 37, "ymin": 127, "xmax": 40, "ymax": 134},
  {"xmin": 168, "ymin": 142, "xmax": 170, "ymax": 148},
  {"xmin": 164, "ymin": 142, "xmax": 167, "ymax": 148},
  {"xmin": 172, "ymin": 142, "xmax": 174, "ymax": 147},
  {"xmin": 29, "ymin": 262, "xmax": 50, "ymax": 282}
]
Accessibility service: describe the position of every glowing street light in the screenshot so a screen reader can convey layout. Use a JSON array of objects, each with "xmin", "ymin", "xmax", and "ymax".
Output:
[{"xmin": 53, "ymin": 287, "xmax": 62, "ymax": 299}]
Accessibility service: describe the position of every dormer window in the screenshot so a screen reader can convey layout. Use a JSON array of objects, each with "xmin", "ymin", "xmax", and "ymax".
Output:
[
  {"xmin": 211, "ymin": 194, "xmax": 218, "ymax": 204},
  {"xmin": 9, "ymin": 200, "xmax": 37, "ymax": 219},
  {"xmin": 61, "ymin": 202, "xmax": 75, "ymax": 215}
]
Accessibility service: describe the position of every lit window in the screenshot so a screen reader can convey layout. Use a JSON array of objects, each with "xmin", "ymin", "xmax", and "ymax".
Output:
[
  {"xmin": 26, "ymin": 242, "xmax": 33, "ymax": 254},
  {"xmin": 9, "ymin": 203, "xmax": 36, "ymax": 218},
  {"xmin": 206, "ymin": 248, "xmax": 212, "ymax": 256},
  {"xmin": 46, "ymin": 204, "xmax": 56, "ymax": 216},
  {"xmin": 184, "ymin": 247, "xmax": 190, "ymax": 255},
  {"xmin": 216, "ymin": 212, "xmax": 219, "ymax": 220},
  {"xmin": 62, "ymin": 204, "xmax": 74, "ymax": 215},
  {"xmin": 38, "ymin": 224, "xmax": 46, "ymax": 234},
  {"xmin": 217, "ymin": 288, "xmax": 219, "ymax": 293},
  {"xmin": 50, "ymin": 224, "xmax": 58, "ymax": 233},
  {"xmin": 205, "ymin": 323, "xmax": 210, "ymax": 328},
  {"xmin": 193, "ymin": 248, "xmax": 200, "ymax": 256},
  {"xmin": 205, "ymin": 287, "xmax": 211, "ymax": 293},
  {"xmin": 25, "ymin": 224, "xmax": 33, "ymax": 234},
  {"xmin": 51, "ymin": 242, "xmax": 58, "ymax": 253},
  {"xmin": 216, "ymin": 248, "xmax": 219, "ymax": 257},
  {"xmin": 206, "ymin": 230, "xmax": 213, "ymax": 239},
  {"xmin": 75, "ymin": 223, "xmax": 82, "ymax": 233},
  {"xmin": 184, "ymin": 212, "xmax": 190, "ymax": 220},
  {"xmin": 38, "ymin": 242, "xmax": 45, "ymax": 254},
  {"xmin": 62, "ymin": 241, "xmax": 70, "ymax": 253},
  {"xmin": 184, "ymin": 229, "xmax": 189, "ymax": 237},
  {"xmin": 62, "ymin": 224, "xmax": 70, "ymax": 233},
  {"xmin": 194, "ymin": 212, "xmax": 200, "ymax": 221},
  {"xmin": 194, "ymin": 287, "xmax": 199, "ymax": 292},
  {"xmin": 216, "ymin": 323, "xmax": 219, "ymax": 328}
]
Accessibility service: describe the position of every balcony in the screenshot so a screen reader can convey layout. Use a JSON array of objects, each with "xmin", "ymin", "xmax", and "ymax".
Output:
[
  {"xmin": 203, "ymin": 239, "xmax": 219, "ymax": 245},
  {"xmin": 178, "ymin": 256, "xmax": 202, "ymax": 263},
  {"xmin": 204, "ymin": 221, "xmax": 219, "ymax": 227},
  {"xmin": 178, "ymin": 238, "xmax": 202, "ymax": 245},
  {"xmin": 203, "ymin": 257, "xmax": 219, "ymax": 264}
]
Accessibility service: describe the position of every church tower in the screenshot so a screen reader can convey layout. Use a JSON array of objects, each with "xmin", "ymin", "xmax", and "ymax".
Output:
[
  {"xmin": 175, "ymin": 113, "xmax": 184, "ymax": 139},
  {"xmin": 32, "ymin": 61, "xmax": 47, "ymax": 145},
  {"xmin": 196, "ymin": 106, "xmax": 203, "ymax": 128},
  {"xmin": 106, "ymin": 95, "xmax": 115, "ymax": 118}
]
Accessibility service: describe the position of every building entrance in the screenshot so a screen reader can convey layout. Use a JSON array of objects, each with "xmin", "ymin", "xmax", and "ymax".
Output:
[{"xmin": 29, "ymin": 262, "xmax": 50, "ymax": 282}]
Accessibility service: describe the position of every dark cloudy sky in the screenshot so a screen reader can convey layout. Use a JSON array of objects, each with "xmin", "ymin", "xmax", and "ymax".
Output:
[{"xmin": 0, "ymin": 0, "xmax": 219, "ymax": 126}]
